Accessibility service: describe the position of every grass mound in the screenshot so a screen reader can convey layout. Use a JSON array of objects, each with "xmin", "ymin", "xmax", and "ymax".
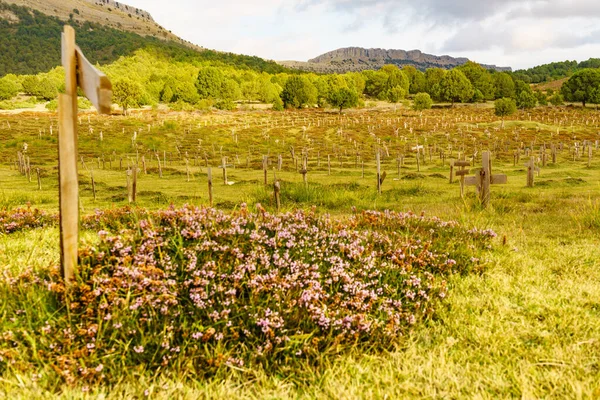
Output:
[{"xmin": 0, "ymin": 205, "xmax": 495, "ymax": 387}]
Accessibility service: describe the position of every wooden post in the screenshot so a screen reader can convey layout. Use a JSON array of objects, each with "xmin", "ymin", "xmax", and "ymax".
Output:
[
  {"xmin": 263, "ymin": 156, "xmax": 268, "ymax": 185},
  {"xmin": 91, "ymin": 169, "xmax": 97, "ymax": 201},
  {"xmin": 132, "ymin": 164, "xmax": 137, "ymax": 203},
  {"xmin": 527, "ymin": 157, "xmax": 535, "ymax": 187},
  {"xmin": 156, "ymin": 153, "xmax": 163, "ymax": 178},
  {"xmin": 274, "ymin": 177, "xmax": 281, "ymax": 212},
  {"xmin": 58, "ymin": 25, "xmax": 112, "ymax": 286},
  {"xmin": 449, "ymin": 161, "xmax": 454, "ymax": 184},
  {"xmin": 222, "ymin": 157, "xmax": 228, "ymax": 185},
  {"xmin": 301, "ymin": 155, "xmax": 308, "ymax": 186},
  {"xmin": 376, "ymin": 151, "xmax": 381, "ymax": 194},
  {"xmin": 207, "ymin": 167, "xmax": 213, "ymax": 207},
  {"xmin": 36, "ymin": 168, "xmax": 42, "ymax": 190},
  {"xmin": 127, "ymin": 168, "xmax": 132, "ymax": 203},
  {"xmin": 480, "ymin": 151, "xmax": 491, "ymax": 208},
  {"xmin": 58, "ymin": 26, "xmax": 79, "ymax": 286}
]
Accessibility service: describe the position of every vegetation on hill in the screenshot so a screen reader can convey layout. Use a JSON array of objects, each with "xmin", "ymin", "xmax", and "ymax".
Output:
[
  {"xmin": 2, "ymin": 2, "xmax": 600, "ymax": 112},
  {"xmin": 0, "ymin": 2, "xmax": 289, "ymax": 76},
  {"xmin": 513, "ymin": 58, "xmax": 600, "ymax": 83}
]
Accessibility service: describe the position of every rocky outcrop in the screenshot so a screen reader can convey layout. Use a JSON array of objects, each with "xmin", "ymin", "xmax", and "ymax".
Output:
[
  {"xmin": 83, "ymin": 0, "xmax": 153, "ymax": 21},
  {"xmin": 280, "ymin": 47, "xmax": 511, "ymax": 73}
]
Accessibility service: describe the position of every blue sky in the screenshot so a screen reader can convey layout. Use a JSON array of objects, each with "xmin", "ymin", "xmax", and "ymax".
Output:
[{"xmin": 122, "ymin": 0, "xmax": 600, "ymax": 70}]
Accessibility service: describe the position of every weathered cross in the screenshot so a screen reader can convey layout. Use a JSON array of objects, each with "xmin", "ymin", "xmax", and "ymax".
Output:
[
  {"xmin": 59, "ymin": 26, "xmax": 112, "ymax": 285},
  {"xmin": 525, "ymin": 157, "xmax": 541, "ymax": 187},
  {"xmin": 451, "ymin": 159, "xmax": 471, "ymax": 198},
  {"xmin": 464, "ymin": 151, "xmax": 507, "ymax": 207}
]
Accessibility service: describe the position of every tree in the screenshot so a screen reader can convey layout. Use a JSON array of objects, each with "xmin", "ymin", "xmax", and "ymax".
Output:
[
  {"xmin": 494, "ymin": 72, "xmax": 515, "ymax": 99},
  {"xmin": 403, "ymin": 66, "xmax": 426, "ymax": 94},
  {"xmin": 328, "ymin": 87, "xmax": 359, "ymax": 114},
  {"xmin": 362, "ymin": 70, "xmax": 388, "ymax": 99},
  {"xmin": 387, "ymin": 86, "xmax": 406, "ymax": 105},
  {"xmin": 281, "ymin": 75, "xmax": 317, "ymax": 108},
  {"xmin": 438, "ymin": 70, "xmax": 474, "ymax": 106},
  {"xmin": 36, "ymin": 78, "xmax": 58, "ymax": 101},
  {"xmin": 494, "ymin": 98, "xmax": 516, "ymax": 129},
  {"xmin": 413, "ymin": 92, "xmax": 433, "ymax": 111},
  {"xmin": 196, "ymin": 67, "xmax": 225, "ymax": 99},
  {"xmin": 21, "ymin": 76, "xmax": 41, "ymax": 96},
  {"xmin": 561, "ymin": 69, "xmax": 600, "ymax": 107},
  {"xmin": 549, "ymin": 93, "xmax": 564, "ymax": 106},
  {"xmin": 535, "ymin": 90, "xmax": 548, "ymax": 106},
  {"xmin": 425, "ymin": 68, "xmax": 447, "ymax": 101},
  {"xmin": 457, "ymin": 61, "xmax": 495, "ymax": 101},
  {"xmin": 381, "ymin": 65, "xmax": 410, "ymax": 95},
  {"xmin": 515, "ymin": 80, "xmax": 536, "ymax": 109},
  {"xmin": 113, "ymin": 78, "xmax": 142, "ymax": 115},
  {"xmin": 0, "ymin": 75, "xmax": 20, "ymax": 100}
]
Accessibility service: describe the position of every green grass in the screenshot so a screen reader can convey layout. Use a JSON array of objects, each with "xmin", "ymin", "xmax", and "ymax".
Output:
[{"xmin": 1, "ymin": 105, "xmax": 600, "ymax": 398}]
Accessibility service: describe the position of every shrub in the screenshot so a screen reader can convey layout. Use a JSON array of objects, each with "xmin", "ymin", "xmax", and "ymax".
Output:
[
  {"xmin": 413, "ymin": 92, "xmax": 433, "ymax": 110},
  {"xmin": 0, "ymin": 205, "xmax": 494, "ymax": 384}
]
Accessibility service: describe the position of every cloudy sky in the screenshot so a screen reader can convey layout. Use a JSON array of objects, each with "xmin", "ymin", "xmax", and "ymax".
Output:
[{"xmin": 122, "ymin": 0, "xmax": 600, "ymax": 70}]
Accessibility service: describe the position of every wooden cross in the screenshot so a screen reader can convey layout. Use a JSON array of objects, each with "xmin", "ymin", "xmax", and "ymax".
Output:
[
  {"xmin": 452, "ymin": 159, "xmax": 471, "ymax": 197},
  {"xmin": 464, "ymin": 151, "xmax": 507, "ymax": 207},
  {"xmin": 59, "ymin": 26, "xmax": 112, "ymax": 285},
  {"xmin": 525, "ymin": 157, "xmax": 540, "ymax": 187}
]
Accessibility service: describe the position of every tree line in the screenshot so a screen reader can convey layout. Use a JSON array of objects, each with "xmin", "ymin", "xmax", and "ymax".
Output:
[{"xmin": 2, "ymin": 49, "xmax": 599, "ymax": 113}]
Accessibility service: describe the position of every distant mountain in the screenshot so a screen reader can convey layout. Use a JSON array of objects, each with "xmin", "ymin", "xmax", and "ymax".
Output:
[{"xmin": 280, "ymin": 47, "xmax": 512, "ymax": 73}]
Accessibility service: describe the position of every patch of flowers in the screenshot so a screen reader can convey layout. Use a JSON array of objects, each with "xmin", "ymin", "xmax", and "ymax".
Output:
[
  {"xmin": 0, "ymin": 206, "xmax": 56, "ymax": 234},
  {"xmin": 0, "ymin": 205, "xmax": 495, "ymax": 384}
]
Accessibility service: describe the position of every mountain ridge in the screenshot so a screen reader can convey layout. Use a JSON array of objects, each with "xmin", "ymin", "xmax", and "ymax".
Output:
[{"xmin": 280, "ymin": 47, "xmax": 512, "ymax": 73}]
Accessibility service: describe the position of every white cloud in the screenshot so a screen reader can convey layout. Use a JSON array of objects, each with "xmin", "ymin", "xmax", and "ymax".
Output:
[{"xmin": 119, "ymin": 0, "xmax": 600, "ymax": 69}]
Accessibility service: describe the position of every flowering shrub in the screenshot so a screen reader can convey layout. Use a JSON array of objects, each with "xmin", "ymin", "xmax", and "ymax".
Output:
[
  {"xmin": 0, "ymin": 205, "xmax": 495, "ymax": 384},
  {"xmin": 80, "ymin": 206, "xmax": 150, "ymax": 231},
  {"xmin": 0, "ymin": 206, "xmax": 56, "ymax": 234}
]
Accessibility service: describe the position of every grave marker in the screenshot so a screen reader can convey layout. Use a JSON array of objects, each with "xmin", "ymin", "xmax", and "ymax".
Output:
[{"xmin": 58, "ymin": 26, "xmax": 112, "ymax": 285}]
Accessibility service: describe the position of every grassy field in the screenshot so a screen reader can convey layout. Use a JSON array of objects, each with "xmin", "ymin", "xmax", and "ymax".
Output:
[{"xmin": 1, "ymin": 104, "xmax": 600, "ymax": 398}]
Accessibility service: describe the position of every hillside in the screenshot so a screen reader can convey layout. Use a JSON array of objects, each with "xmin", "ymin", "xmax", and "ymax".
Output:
[
  {"xmin": 2, "ymin": 0, "xmax": 195, "ymax": 48},
  {"xmin": 514, "ymin": 58, "xmax": 600, "ymax": 83},
  {"xmin": 280, "ymin": 47, "xmax": 512, "ymax": 73},
  {"xmin": 0, "ymin": 1, "xmax": 290, "ymax": 76}
]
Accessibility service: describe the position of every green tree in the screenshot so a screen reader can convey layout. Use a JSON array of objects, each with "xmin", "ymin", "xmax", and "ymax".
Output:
[
  {"xmin": 457, "ymin": 61, "xmax": 495, "ymax": 101},
  {"xmin": 413, "ymin": 92, "xmax": 433, "ymax": 111},
  {"xmin": 515, "ymin": 80, "xmax": 536, "ymax": 109},
  {"xmin": 196, "ymin": 67, "xmax": 225, "ymax": 99},
  {"xmin": 494, "ymin": 98, "xmax": 517, "ymax": 129},
  {"xmin": 21, "ymin": 76, "xmax": 40, "ymax": 96},
  {"xmin": 362, "ymin": 70, "xmax": 389, "ymax": 100},
  {"xmin": 549, "ymin": 93, "xmax": 564, "ymax": 106},
  {"xmin": 424, "ymin": 68, "xmax": 447, "ymax": 101},
  {"xmin": 281, "ymin": 75, "xmax": 317, "ymax": 109},
  {"xmin": 494, "ymin": 72, "xmax": 515, "ymax": 99},
  {"xmin": 387, "ymin": 86, "xmax": 406, "ymax": 105},
  {"xmin": 113, "ymin": 78, "xmax": 142, "ymax": 115},
  {"xmin": 535, "ymin": 90, "xmax": 548, "ymax": 106},
  {"xmin": 328, "ymin": 87, "xmax": 358, "ymax": 114},
  {"xmin": 438, "ymin": 70, "xmax": 474, "ymax": 106},
  {"xmin": 0, "ymin": 75, "xmax": 21, "ymax": 100},
  {"xmin": 561, "ymin": 69, "xmax": 600, "ymax": 107},
  {"xmin": 403, "ymin": 66, "xmax": 427, "ymax": 94},
  {"xmin": 36, "ymin": 78, "xmax": 58, "ymax": 101},
  {"xmin": 381, "ymin": 65, "xmax": 410, "ymax": 95}
]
